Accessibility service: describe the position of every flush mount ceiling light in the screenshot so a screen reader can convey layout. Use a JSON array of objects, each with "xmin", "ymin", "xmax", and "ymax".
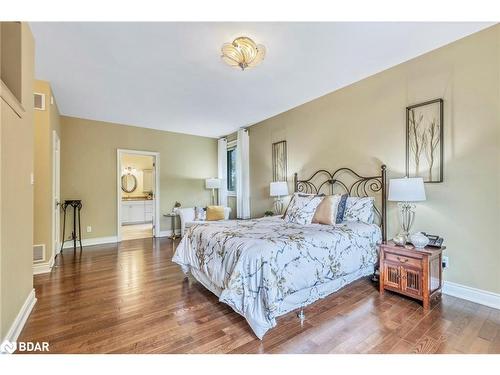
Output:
[
  {"xmin": 221, "ymin": 36, "xmax": 266, "ymax": 71},
  {"xmin": 123, "ymin": 166, "xmax": 137, "ymax": 175}
]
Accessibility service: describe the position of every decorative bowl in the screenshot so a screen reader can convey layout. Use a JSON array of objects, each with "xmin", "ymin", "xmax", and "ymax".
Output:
[
  {"xmin": 392, "ymin": 234, "xmax": 407, "ymax": 246},
  {"xmin": 410, "ymin": 232, "xmax": 429, "ymax": 249}
]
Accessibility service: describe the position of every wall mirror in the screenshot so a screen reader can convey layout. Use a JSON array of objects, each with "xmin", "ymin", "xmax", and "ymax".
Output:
[{"xmin": 121, "ymin": 174, "xmax": 137, "ymax": 193}]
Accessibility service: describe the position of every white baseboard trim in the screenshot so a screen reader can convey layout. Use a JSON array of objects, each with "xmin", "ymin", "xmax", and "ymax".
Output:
[
  {"xmin": 158, "ymin": 229, "xmax": 181, "ymax": 238},
  {"xmin": 33, "ymin": 262, "xmax": 50, "ymax": 275},
  {"xmin": 443, "ymin": 281, "xmax": 500, "ymax": 310},
  {"xmin": 1, "ymin": 289, "xmax": 37, "ymax": 347},
  {"xmin": 61, "ymin": 232, "xmax": 181, "ymax": 248},
  {"xmin": 62, "ymin": 236, "xmax": 118, "ymax": 249},
  {"xmin": 33, "ymin": 254, "xmax": 55, "ymax": 275}
]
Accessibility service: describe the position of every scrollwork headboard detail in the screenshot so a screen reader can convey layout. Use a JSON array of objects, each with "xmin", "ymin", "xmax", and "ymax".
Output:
[{"xmin": 293, "ymin": 165, "xmax": 387, "ymax": 242}]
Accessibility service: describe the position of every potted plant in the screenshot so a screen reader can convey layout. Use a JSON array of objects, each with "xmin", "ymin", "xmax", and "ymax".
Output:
[{"xmin": 173, "ymin": 201, "xmax": 181, "ymax": 213}]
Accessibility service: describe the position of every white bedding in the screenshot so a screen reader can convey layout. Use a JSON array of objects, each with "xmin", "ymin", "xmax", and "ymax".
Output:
[{"xmin": 172, "ymin": 216, "xmax": 381, "ymax": 339}]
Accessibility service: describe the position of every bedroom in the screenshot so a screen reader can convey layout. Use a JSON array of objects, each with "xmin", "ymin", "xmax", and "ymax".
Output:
[{"xmin": 1, "ymin": 0, "xmax": 499, "ymax": 372}]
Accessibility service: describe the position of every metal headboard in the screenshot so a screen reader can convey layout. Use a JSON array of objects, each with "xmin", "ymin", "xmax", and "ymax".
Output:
[{"xmin": 293, "ymin": 165, "xmax": 387, "ymax": 242}]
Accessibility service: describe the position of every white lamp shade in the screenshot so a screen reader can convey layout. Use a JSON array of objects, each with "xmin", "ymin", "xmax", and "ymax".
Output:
[
  {"xmin": 270, "ymin": 181, "xmax": 289, "ymax": 197},
  {"xmin": 388, "ymin": 177, "xmax": 426, "ymax": 202},
  {"xmin": 205, "ymin": 178, "xmax": 221, "ymax": 189}
]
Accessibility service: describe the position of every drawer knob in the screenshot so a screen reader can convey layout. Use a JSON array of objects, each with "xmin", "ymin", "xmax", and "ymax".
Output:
[{"xmin": 397, "ymin": 257, "xmax": 408, "ymax": 263}]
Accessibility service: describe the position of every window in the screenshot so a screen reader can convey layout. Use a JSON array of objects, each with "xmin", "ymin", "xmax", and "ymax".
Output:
[{"xmin": 227, "ymin": 146, "xmax": 237, "ymax": 194}]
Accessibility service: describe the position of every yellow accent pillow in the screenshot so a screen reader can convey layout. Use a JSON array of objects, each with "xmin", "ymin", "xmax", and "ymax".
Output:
[{"xmin": 206, "ymin": 205, "xmax": 225, "ymax": 221}]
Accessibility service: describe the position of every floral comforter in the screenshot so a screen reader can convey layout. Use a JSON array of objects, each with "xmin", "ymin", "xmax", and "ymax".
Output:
[{"xmin": 172, "ymin": 217, "xmax": 381, "ymax": 339}]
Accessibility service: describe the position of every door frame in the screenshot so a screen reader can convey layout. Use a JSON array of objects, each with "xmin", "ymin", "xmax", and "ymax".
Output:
[
  {"xmin": 117, "ymin": 149, "xmax": 160, "ymax": 242},
  {"xmin": 52, "ymin": 130, "xmax": 61, "ymax": 261}
]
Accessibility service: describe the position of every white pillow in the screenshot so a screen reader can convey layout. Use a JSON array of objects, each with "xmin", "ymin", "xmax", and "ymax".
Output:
[
  {"xmin": 283, "ymin": 193, "xmax": 324, "ymax": 225},
  {"xmin": 343, "ymin": 197, "xmax": 375, "ymax": 224}
]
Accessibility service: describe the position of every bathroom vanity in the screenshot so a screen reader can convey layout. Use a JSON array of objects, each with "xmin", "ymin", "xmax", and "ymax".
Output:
[{"xmin": 121, "ymin": 199, "xmax": 154, "ymax": 225}]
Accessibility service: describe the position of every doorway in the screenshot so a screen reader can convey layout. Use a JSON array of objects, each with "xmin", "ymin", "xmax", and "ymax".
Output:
[{"xmin": 117, "ymin": 149, "xmax": 160, "ymax": 241}]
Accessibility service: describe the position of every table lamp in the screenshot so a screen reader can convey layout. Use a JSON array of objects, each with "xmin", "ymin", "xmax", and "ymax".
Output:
[
  {"xmin": 270, "ymin": 181, "xmax": 289, "ymax": 215},
  {"xmin": 388, "ymin": 177, "xmax": 426, "ymax": 243},
  {"xmin": 205, "ymin": 178, "xmax": 221, "ymax": 205}
]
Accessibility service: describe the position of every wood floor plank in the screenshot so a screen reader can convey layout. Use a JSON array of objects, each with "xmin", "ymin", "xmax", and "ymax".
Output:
[
  {"xmin": 389, "ymin": 339, "xmax": 414, "ymax": 354},
  {"xmin": 16, "ymin": 237, "xmax": 500, "ymax": 354},
  {"xmin": 411, "ymin": 335, "xmax": 442, "ymax": 354}
]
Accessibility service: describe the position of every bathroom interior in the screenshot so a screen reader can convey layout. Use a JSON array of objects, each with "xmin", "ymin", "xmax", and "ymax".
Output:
[{"xmin": 120, "ymin": 153, "xmax": 155, "ymax": 240}]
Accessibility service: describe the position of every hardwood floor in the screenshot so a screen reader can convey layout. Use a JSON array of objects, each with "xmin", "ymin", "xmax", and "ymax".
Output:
[
  {"xmin": 121, "ymin": 223, "xmax": 153, "ymax": 240},
  {"xmin": 18, "ymin": 238, "xmax": 500, "ymax": 354}
]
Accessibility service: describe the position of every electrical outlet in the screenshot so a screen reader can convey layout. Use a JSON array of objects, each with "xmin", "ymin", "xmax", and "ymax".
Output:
[
  {"xmin": 442, "ymin": 256, "xmax": 449, "ymax": 269},
  {"xmin": 86, "ymin": 226, "xmax": 92, "ymax": 233}
]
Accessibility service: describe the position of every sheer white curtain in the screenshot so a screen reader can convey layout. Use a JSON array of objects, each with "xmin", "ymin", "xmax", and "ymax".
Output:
[
  {"xmin": 236, "ymin": 129, "xmax": 250, "ymax": 219},
  {"xmin": 217, "ymin": 138, "xmax": 228, "ymax": 207}
]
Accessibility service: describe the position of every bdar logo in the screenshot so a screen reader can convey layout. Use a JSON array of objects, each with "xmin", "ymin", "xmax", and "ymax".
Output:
[
  {"xmin": 0, "ymin": 340, "xmax": 17, "ymax": 354},
  {"xmin": 0, "ymin": 340, "xmax": 49, "ymax": 353}
]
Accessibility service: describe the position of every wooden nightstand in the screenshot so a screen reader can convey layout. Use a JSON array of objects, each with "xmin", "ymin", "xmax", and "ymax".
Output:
[{"xmin": 379, "ymin": 241, "xmax": 444, "ymax": 310}]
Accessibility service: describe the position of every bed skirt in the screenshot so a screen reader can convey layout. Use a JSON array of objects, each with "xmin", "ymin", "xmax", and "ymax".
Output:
[{"xmin": 184, "ymin": 264, "xmax": 375, "ymax": 339}]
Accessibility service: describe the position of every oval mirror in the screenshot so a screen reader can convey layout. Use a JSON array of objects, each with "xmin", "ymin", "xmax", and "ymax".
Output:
[{"xmin": 121, "ymin": 174, "xmax": 137, "ymax": 193}]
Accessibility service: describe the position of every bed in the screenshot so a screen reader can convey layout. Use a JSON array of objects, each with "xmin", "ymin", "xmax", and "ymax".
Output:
[{"xmin": 172, "ymin": 165, "xmax": 387, "ymax": 339}]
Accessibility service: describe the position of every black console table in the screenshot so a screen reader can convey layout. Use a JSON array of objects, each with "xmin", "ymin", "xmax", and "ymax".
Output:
[{"xmin": 60, "ymin": 200, "xmax": 83, "ymax": 253}]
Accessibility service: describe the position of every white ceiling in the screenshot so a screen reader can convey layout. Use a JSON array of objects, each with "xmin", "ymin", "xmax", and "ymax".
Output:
[{"xmin": 30, "ymin": 22, "xmax": 494, "ymax": 138}]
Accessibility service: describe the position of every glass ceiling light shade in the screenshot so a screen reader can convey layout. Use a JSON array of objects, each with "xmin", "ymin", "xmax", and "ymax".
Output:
[
  {"xmin": 123, "ymin": 166, "xmax": 137, "ymax": 175},
  {"xmin": 221, "ymin": 37, "xmax": 266, "ymax": 71}
]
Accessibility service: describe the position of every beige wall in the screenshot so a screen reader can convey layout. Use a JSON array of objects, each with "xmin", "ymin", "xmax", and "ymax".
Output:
[
  {"xmin": 0, "ymin": 23, "xmax": 34, "ymax": 340},
  {"xmin": 0, "ymin": 23, "xmax": 22, "ymax": 103},
  {"xmin": 60, "ymin": 116, "xmax": 217, "ymax": 239},
  {"xmin": 33, "ymin": 80, "xmax": 61, "ymax": 263},
  {"xmin": 249, "ymin": 25, "xmax": 500, "ymax": 294}
]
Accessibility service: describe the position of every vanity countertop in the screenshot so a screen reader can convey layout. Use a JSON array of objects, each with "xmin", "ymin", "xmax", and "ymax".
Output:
[{"xmin": 122, "ymin": 197, "xmax": 152, "ymax": 202}]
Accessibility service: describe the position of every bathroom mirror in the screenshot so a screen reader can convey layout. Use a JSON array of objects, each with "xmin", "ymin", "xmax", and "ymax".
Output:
[{"xmin": 121, "ymin": 174, "xmax": 137, "ymax": 193}]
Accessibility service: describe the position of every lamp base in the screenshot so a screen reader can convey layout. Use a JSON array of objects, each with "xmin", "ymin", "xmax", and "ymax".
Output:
[
  {"xmin": 393, "ymin": 233, "xmax": 408, "ymax": 246},
  {"xmin": 210, "ymin": 188, "xmax": 219, "ymax": 206},
  {"xmin": 273, "ymin": 197, "xmax": 283, "ymax": 215},
  {"xmin": 397, "ymin": 202, "xmax": 416, "ymax": 241}
]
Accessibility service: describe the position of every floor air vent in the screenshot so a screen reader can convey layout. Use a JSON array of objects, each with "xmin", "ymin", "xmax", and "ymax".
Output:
[
  {"xmin": 34, "ymin": 92, "xmax": 45, "ymax": 110},
  {"xmin": 33, "ymin": 244, "xmax": 45, "ymax": 262}
]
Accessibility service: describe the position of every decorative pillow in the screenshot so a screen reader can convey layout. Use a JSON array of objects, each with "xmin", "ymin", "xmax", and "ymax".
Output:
[
  {"xmin": 335, "ymin": 194, "xmax": 349, "ymax": 224},
  {"xmin": 343, "ymin": 197, "xmax": 375, "ymax": 224},
  {"xmin": 206, "ymin": 205, "xmax": 225, "ymax": 221},
  {"xmin": 281, "ymin": 192, "xmax": 321, "ymax": 219},
  {"xmin": 194, "ymin": 206, "xmax": 206, "ymax": 221},
  {"xmin": 312, "ymin": 194, "xmax": 342, "ymax": 225},
  {"xmin": 283, "ymin": 193, "xmax": 324, "ymax": 225}
]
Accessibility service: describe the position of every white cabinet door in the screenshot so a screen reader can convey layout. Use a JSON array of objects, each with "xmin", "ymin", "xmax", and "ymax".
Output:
[
  {"xmin": 121, "ymin": 204, "xmax": 130, "ymax": 223},
  {"xmin": 122, "ymin": 201, "xmax": 146, "ymax": 224},
  {"xmin": 144, "ymin": 201, "xmax": 153, "ymax": 223},
  {"xmin": 129, "ymin": 203, "xmax": 145, "ymax": 223}
]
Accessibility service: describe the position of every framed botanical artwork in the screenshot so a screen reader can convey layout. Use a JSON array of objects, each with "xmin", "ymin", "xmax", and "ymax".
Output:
[
  {"xmin": 272, "ymin": 140, "xmax": 287, "ymax": 182},
  {"xmin": 406, "ymin": 98, "xmax": 444, "ymax": 183}
]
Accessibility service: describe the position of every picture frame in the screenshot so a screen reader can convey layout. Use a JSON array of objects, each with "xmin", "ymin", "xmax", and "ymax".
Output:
[
  {"xmin": 272, "ymin": 140, "xmax": 287, "ymax": 182},
  {"xmin": 405, "ymin": 98, "xmax": 444, "ymax": 183}
]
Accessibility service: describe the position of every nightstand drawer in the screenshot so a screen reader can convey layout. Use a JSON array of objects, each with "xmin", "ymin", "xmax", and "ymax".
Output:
[{"xmin": 385, "ymin": 252, "xmax": 421, "ymax": 268}]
